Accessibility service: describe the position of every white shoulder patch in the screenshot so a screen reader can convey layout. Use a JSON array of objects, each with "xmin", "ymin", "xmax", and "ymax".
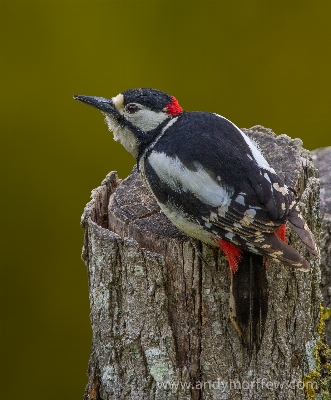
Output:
[{"xmin": 148, "ymin": 151, "xmax": 234, "ymax": 208}]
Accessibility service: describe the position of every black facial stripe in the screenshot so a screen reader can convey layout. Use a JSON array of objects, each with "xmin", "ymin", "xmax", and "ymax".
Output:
[{"xmin": 136, "ymin": 117, "xmax": 172, "ymax": 164}]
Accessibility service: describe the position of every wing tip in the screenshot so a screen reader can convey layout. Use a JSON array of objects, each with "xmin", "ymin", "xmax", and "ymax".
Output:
[{"xmin": 287, "ymin": 207, "xmax": 319, "ymax": 257}]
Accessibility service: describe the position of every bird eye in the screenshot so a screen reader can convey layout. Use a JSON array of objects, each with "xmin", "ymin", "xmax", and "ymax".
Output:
[{"xmin": 126, "ymin": 104, "xmax": 140, "ymax": 114}]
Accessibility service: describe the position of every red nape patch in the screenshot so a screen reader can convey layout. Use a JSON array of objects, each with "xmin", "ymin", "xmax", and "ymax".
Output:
[
  {"xmin": 274, "ymin": 224, "xmax": 286, "ymax": 242},
  {"xmin": 166, "ymin": 96, "xmax": 183, "ymax": 116},
  {"xmin": 217, "ymin": 239, "xmax": 242, "ymax": 275}
]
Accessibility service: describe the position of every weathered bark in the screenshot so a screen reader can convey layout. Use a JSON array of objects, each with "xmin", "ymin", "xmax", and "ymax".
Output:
[
  {"xmin": 312, "ymin": 146, "xmax": 331, "ymax": 347},
  {"xmin": 81, "ymin": 126, "xmax": 324, "ymax": 399}
]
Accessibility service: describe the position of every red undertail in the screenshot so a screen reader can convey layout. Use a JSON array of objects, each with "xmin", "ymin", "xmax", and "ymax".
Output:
[
  {"xmin": 217, "ymin": 239, "xmax": 242, "ymax": 275},
  {"xmin": 218, "ymin": 225, "xmax": 286, "ymax": 275},
  {"xmin": 274, "ymin": 224, "xmax": 286, "ymax": 242}
]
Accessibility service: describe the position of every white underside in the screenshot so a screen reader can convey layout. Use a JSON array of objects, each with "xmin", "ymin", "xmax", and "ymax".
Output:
[{"xmin": 158, "ymin": 202, "xmax": 216, "ymax": 246}]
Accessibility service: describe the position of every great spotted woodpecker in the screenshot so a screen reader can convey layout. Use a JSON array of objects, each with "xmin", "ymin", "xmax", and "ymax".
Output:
[{"xmin": 74, "ymin": 88, "xmax": 319, "ymax": 275}]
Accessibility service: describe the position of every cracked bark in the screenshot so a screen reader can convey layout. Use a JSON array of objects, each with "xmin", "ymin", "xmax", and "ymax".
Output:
[
  {"xmin": 311, "ymin": 146, "xmax": 331, "ymax": 347},
  {"xmin": 81, "ymin": 126, "xmax": 323, "ymax": 400}
]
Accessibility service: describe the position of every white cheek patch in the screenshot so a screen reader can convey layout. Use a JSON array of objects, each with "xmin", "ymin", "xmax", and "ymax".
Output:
[
  {"xmin": 128, "ymin": 109, "xmax": 169, "ymax": 132},
  {"xmin": 148, "ymin": 152, "xmax": 235, "ymax": 208}
]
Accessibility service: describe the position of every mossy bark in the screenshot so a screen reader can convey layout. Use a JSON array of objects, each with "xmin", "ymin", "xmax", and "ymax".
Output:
[{"xmin": 81, "ymin": 127, "xmax": 324, "ymax": 400}]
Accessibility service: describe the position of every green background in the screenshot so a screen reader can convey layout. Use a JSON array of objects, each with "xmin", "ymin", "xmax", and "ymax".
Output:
[{"xmin": 1, "ymin": 1, "xmax": 330, "ymax": 398}]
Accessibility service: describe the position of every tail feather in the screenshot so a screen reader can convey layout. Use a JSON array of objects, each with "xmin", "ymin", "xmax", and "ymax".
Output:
[
  {"xmin": 287, "ymin": 206, "xmax": 319, "ymax": 256},
  {"xmin": 253, "ymin": 233, "xmax": 311, "ymax": 271},
  {"xmin": 230, "ymin": 252, "xmax": 268, "ymax": 357},
  {"xmin": 217, "ymin": 205, "xmax": 319, "ymax": 273}
]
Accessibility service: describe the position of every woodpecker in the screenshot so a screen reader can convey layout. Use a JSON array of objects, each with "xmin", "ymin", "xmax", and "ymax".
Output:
[{"xmin": 74, "ymin": 88, "xmax": 319, "ymax": 274}]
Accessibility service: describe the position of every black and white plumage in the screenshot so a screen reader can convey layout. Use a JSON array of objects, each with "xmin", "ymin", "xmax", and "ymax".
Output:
[{"xmin": 74, "ymin": 88, "xmax": 319, "ymax": 273}]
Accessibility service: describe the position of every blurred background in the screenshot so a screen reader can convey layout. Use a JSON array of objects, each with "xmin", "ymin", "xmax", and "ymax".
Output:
[{"xmin": 1, "ymin": 1, "xmax": 330, "ymax": 398}]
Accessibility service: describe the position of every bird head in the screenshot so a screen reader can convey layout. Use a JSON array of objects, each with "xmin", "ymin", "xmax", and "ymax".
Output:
[{"xmin": 74, "ymin": 88, "xmax": 183, "ymax": 158}]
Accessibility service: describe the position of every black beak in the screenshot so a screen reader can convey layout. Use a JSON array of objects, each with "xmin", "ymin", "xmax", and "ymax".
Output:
[{"xmin": 73, "ymin": 95, "xmax": 117, "ymax": 114}]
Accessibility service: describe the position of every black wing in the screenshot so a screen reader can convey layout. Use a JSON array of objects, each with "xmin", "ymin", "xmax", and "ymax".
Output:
[{"xmin": 146, "ymin": 112, "xmax": 293, "ymax": 234}]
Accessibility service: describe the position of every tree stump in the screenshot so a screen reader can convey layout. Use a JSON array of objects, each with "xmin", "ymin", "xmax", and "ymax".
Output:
[{"xmin": 81, "ymin": 126, "xmax": 323, "ymax": 400}]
